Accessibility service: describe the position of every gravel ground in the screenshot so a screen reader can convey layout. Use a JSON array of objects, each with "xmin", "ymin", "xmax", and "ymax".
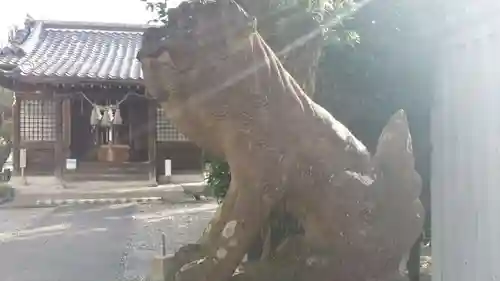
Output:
[{"xmin": 124, "ymin": 202, "xmax": 217, "ymax": 280}]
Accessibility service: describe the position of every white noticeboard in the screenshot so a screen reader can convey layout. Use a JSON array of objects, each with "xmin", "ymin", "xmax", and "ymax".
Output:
[
  {"xmin": 165, "ymin": 159, "xmax": 172, "ymax": 177},
  {"xmin": 19, "ymin": 148, "xmax": 27, "ymax": 168},
  {"xmin": 66, "ymin": 159, "xmax": 77, "ymax": 170}
]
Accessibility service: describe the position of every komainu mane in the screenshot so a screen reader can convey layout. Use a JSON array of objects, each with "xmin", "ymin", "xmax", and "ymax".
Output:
[{"xmin": 138, "ymin": 1, "xmax": 424, "ymax": 280}]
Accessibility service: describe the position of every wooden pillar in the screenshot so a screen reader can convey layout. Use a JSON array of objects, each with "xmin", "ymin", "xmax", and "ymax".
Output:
[
  {"xmin": 62, "ymin": 99, "xmax": 71, "ymax": 158},
  {"xmin": 12, "ymin": 95, "xmax": 20, "ymax": 175},
  {"xmin": 431, "ymin": 11, "xmax": 500, "ymax": 281},
  {"xmin": 148, "ymin": 100, "xmax": 157, "ymax": 184},
  {"xmin": 54, "ymin": 98, "xmax": 64, "ymax": 179}
]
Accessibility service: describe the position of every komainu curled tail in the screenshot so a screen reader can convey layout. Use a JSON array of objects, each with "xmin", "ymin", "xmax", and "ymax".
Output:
[{"xmin": 371, "ymin": 109, "xmax": 425, "ymax": 262}]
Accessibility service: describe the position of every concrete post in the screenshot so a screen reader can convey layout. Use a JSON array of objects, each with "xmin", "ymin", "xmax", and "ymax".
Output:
[{"xmin": 431, "ymin": 6, "xmax": 500, "ymax": 280}]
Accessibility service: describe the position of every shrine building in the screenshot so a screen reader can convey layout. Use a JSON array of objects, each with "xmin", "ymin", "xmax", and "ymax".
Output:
[{"xmin": 0, "ymin": 18, "xmax": 203, "ymax": 185}]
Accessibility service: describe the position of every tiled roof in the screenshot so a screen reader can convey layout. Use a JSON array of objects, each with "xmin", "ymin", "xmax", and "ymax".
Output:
[{"xmin": 0, "ymin": 20, "xmax": 152, "ymax": 83}]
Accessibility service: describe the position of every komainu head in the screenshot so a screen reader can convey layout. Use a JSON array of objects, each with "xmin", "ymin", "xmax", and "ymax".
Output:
[{"xmin": 138, "ymin": 0, "xmax": 255, "ymax": 101}]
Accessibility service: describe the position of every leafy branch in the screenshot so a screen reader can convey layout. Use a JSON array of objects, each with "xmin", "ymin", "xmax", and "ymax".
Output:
[{"xmin": 141, "ymin": 0, "xmax": 170, "ymax": 24}]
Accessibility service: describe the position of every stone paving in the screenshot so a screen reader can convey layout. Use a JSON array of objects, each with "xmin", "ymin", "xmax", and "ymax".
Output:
[{"xmin": 0, "ymin": 202, "xmax": 216, "ymax": 281}]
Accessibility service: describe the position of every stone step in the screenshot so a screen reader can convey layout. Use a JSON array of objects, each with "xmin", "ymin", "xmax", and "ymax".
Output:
[
  {"xmin": 63, "ymin": 173, "xmax": 150, "ymax": 182},
  {"xmin": 71, "ymin": 162, "xmax": 150, "ymax": 174},
  {"xmin": 34, "ymin": 197, "xmax": 164, "ymax": 207}
]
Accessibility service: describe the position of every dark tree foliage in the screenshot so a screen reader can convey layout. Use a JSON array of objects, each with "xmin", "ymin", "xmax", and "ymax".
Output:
[
  {"xmin": 316, "ymin": 0, "xmax": 433, "ymax": 226},
  {"xmin": 316, "ymin": 5, "xmax": 434, "ymax": 278},
  {"xmin": 204, "ymin": 157, "xmax": 231, "ymax": 202}
]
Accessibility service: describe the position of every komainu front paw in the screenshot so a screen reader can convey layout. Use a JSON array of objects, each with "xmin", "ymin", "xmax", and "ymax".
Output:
[
  {"xmin": 174, "ymin": 256, "xmax": 215, "ymax": 281},
  {"xmin": 175, "ymin": 243, "xmax": 204, "ymax": 262},
  {"xmin": 164, "ymin": 244, "xmax": 206, "ymax": 281}
]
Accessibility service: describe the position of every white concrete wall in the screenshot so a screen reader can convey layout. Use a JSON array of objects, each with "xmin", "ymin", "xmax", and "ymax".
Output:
[{"xmin": 431, "ymin": 15, "xmax": 500, "ymax": 281}]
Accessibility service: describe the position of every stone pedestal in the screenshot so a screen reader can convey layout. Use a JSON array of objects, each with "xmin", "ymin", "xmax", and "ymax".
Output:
[{"xmin": 150, "ymin": 254, "xmax": 175, "ymax": 281}]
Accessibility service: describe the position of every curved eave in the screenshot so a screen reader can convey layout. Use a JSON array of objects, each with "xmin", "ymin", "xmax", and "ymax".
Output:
[
  {"xmin": 0, "ymin": 66, "xmax": 22, "ymax": 90},
  {"xmin": 0, "ymin": 63, "xmax": 18, "ymax": 72},
  {"xmin": 0, "ymin": 69, "xmax": 146, "ymax": 92},
  {"xmin": 11, "ymin": 73, "xmax": 145, "ymax": 86}
]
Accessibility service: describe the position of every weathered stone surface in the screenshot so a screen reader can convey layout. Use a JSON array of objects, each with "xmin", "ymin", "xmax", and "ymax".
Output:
[{"xmin": 138, "ymin": 1, "xmax": 424, "ymax": 281}]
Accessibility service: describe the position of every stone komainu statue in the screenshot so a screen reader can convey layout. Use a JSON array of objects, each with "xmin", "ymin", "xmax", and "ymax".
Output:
[{"xmin": 138, "ymin": 1, "xmax": 424, "ymax": 280}]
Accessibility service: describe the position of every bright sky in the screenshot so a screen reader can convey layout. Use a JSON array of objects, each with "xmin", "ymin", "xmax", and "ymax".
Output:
[{"xmin": 0, "ymin": 0, "xmax": 184, "ymax": 46}]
